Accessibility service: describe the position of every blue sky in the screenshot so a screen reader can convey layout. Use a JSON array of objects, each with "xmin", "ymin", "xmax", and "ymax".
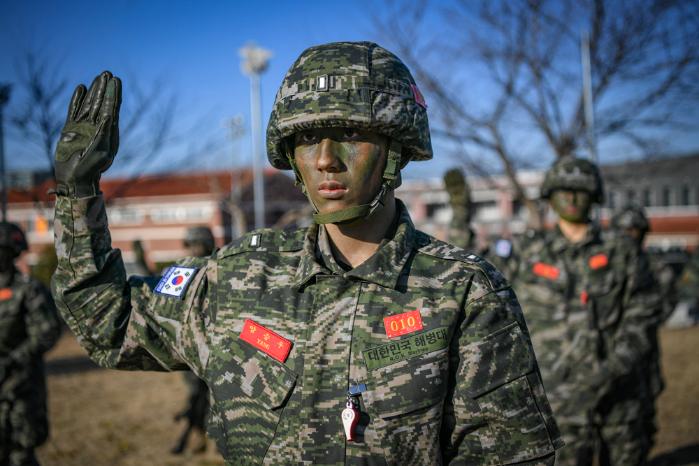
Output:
[{"xmin": 2, "ymin": 0, "xmax": 698, "ymax": 182}]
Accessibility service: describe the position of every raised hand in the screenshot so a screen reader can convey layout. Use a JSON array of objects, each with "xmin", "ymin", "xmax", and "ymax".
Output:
[{"xmin": 54, "ymin": 71, "xmax": 122, "ymax": 197}]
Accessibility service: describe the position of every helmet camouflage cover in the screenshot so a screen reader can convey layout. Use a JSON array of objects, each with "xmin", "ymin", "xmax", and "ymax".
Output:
[
  {"xmin": 0, "ymin": 222, "xmax": 28, "ymax": 257},
  {"xmin": 611, "ymin": 204, "xmax": 650, "ymax": 233},
  {"xmin": 266, "ymin": 41, "xmax": 432, "ymax": 170},
  {"xmin": 183, "ymin": 226, "xmax": 215, "ymax": 254},
  {"xmin": 541, "ymin": 156, "xmax": 604, "ymax": 204}
]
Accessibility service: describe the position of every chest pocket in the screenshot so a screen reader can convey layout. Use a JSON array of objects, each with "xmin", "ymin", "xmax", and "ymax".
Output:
[
  {"xmin": 517, "ymin": 260, "xmax": 568, "ymax": 320},
  {"xmin": 206, "ymin": 336, "xmax": 297, "ymax": 462},
  {"xmin": 587, "ymin": 261, "xmax": 624, "ymax": 330},
  {"xmin": 362, "ymin": 348, "xmax": 448, "ymax": 466}
]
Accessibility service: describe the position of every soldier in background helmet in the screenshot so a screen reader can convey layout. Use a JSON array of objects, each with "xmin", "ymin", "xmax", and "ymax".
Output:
[
  {"xmin": 170, "ymin": 226, "xmax": 216, "ymax": 455},
  {"xmin": 0, "ymin": 222, "xmax": 61, "ymax": 465},
  {"xmin": 50, "ymin": 43, "xmax": 561, "ymax": 464},
  {"xmin": 505, "ymin": 157, "xmax": 658, "ymax": 465},
  {"xmin": 610, "ymin": 204, "xmax": 670, "ymax": 454},
  {"xmin": 443, "ymin": 168, "xmax": 478, "ymax": 252}
]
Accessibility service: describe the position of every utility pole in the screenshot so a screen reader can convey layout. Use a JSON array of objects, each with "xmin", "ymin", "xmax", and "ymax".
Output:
[
  {"xmin": 226, "ymin": 114, "xmax": 246, "ymax": 239},
  {"xmin": 239, "ymin": 43, "xmax": 272, "ymax": 229},
  {"xmin": 0, "ymin": 84, "xmax": 10, "ymax": 222},
  {"xmin": 581, "ymin": 33, "xmax": 597, "ymax": 163}
]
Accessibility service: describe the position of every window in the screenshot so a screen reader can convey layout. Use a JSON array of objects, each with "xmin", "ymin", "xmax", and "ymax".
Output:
[
  {"xmin": 150, "ymin": 206, "xmax": 213, "ymax": 223},
  {"xmin": 642, "ymin": 189, "xmax": 652, "ymax": 207},
  {"xmin": 626, "ymin": 189, "xmax": 635, "ymax": 203},
  {"xmin": 680, "ymin": 185, "xmax": 690, "ymax": 206},
  {"xmin": 661, "ymin": 186, "xmax": 671, "ymax": 206},
  {"xmin": 108, "ymin": 207, "xmax": 144, "ymax": 225},
  {"xmin": 608, "ymin": 190, "xmax": 616, "ymax": 209}
]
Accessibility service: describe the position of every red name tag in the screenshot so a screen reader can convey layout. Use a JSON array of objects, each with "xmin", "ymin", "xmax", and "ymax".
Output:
[
  {"xmin": 384, "ymin": 310, "xmax": 423, "ymax": 339},
  {"xmin": 589, "ymin": 254, "xmax": 609, "ymax": 270},
  {"xmin": 239, "ymin": 319, "xmax": 292, "ymax": 363},
  {"xmin": 532, "ymin": 262, "xmax": 560, "ymax": 280},
  {"xmin": 0, "ymin": 288, "xmax": 12, "ymax": 300}
]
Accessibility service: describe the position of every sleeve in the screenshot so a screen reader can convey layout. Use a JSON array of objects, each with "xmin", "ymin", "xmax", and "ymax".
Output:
[
  {"xmin": 602, "ymin": 247, "xmax": 660, "ymax": 381},
  {"xmin": 443, "ymin": 268, "xmax": 562, "ymax": 465},
  {"xmin": 50, "ymin": 194, "xmax": 212, "ymax": 375},
  {"xmin": 6, "ymin": 280, "xmax": 61, "ymax": 369}
]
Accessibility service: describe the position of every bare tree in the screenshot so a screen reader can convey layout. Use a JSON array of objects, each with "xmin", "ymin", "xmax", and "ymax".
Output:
[
  {"xmin": 375, "ymin": 0, "xmax": 699, "ymax": 227},
  {"xmin": 7, "ymin": 50, "xmax": 225, "ymax": 205}
]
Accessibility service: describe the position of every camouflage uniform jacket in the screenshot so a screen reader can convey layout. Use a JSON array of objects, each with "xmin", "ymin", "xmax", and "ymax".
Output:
[
  {"xmin": 505, "ymin": 226, "xmax": 658, "ymax": 426},
  {"xmin": 0, "ymin": 270, "xmax": 61, "ymax": 448},
  {"xmin": 52, "ymin": 195, "xmax": 562, "ymax": 465}
]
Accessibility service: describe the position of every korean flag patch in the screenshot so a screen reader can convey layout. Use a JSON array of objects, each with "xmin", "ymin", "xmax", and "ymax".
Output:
[{"xmin": 155, "ymin": 266, "xmax": 198, "ymax": 299}]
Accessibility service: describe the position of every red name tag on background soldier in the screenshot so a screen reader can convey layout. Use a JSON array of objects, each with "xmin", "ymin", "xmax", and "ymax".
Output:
[
  {"xmin": 532, "ymin": 262, "xmax": 560, "ymax": 280},
  {"xmin": 384, "ymin": 310, "xmax": 423, "ymax": 338},
  {"xmin": 239, "ymin": 319, "xmax": 292, "ymax": 363},
  {"xmin": 0, "ymin": 288, "xmax": 12, "ymax": 300},
  {"xmin": 588, "ymin": 254, "xmax": 609, "ymax": 270}
]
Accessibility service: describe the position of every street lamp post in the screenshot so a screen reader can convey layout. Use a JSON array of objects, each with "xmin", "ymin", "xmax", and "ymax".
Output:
[
  {"xmin": 239, "ymin": 43, "xmax": 272, "ymax": 230},
  {"xmin": 0, "ymin": 84, "xmax": 11, "ymax": 222}
]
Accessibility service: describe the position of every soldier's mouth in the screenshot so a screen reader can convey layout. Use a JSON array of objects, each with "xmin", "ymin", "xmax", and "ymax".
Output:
[{"xmin": 318, "ymin": 181, "xmax": 348, "ymax": 199}]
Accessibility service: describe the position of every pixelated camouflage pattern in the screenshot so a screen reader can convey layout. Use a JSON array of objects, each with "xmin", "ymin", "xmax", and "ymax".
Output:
[
  {"xmin": 0, "ymin": 271, "xmax": 61, "ymax": 458},
  {"xmin": 266, "ymin": 42, "xmax": 432, "ymax": 170},
  {"xmin": 540, "ymin": 156, "xmax": 604, "ymax": 203},
  {"xmin": 52, "ymin": 194, "xmax": 561, "ymax": 465},
  {"xmin": 503, "ymin": 225, "xmax": 658, "ymax": 461},
  {"xmin": 611, "ymin": 204, "xmax": 650, "ymax": 234}
]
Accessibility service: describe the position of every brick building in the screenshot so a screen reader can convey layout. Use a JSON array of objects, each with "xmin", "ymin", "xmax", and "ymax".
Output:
[{"xmin": 7, "ymin": 169, "xmax": 306, "ymax": 273}]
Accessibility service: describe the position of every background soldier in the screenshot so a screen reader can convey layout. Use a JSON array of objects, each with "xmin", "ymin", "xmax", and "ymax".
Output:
[
  {"xmin": 170, "ymin": 226, "xmax": 215, "ymax": 455},
  {"xmin": 610, "ymin": 204, "xmax": 667, "ymax": 455},
  {"xmin": 443, "ymin": 168, "xmax": 478, "ymax": 252},
  {"xmin": 505, "ymin": 157, "xmax": 658, "ymax": 465},
  {"xmin": 0, "ymin": 222, "xmax": 61, "ymax": 466},
  {"xmin": 50, "ymin": 43, "xmax": 562, "ymax": 464}
]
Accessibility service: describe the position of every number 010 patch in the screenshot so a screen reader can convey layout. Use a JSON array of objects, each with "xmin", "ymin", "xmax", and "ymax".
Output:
[
  {"xmin": 383, "ymin": 310, "xmax": 423, "ymax": 338},
  {"xmin": 155, "ymin": 266, "xmax": 198, "ymax": 299}
]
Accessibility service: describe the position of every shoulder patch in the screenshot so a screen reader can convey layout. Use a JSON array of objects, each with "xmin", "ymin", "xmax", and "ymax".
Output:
[
  {"xmin": 217, "ymin": 227, "xmax": 306, "ymax": 259},
  {"xmin": 155, "ymin": 266, "xmax": 198, "ymax": 299}
]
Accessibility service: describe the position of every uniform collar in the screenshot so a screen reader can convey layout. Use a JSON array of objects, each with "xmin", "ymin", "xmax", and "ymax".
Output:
[
  {"xmin": 293, "ymin": 200, "xmax": 416, "ymax": 290},
  {"xmin": 549, "ymin": 222, "xmax": 602, "ymax": 253}
]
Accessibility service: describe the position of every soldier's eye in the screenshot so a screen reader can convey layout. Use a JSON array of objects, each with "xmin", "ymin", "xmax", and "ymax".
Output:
[
  {"xmin": 296, "ymin": 132, "xmax": 318, "ymax": 145},
  {"xmin": 343, "ymin": 128, "xmax": 360, "ymax": 140}
]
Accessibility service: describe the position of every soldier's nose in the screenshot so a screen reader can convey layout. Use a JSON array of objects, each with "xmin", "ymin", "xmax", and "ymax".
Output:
[{"xmin": 316, "ymin": 139, "xmax": 342, "ymax": 172}]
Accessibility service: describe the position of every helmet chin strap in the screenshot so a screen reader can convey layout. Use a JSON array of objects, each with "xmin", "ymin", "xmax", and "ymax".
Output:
[{"xmin": 287, "ymin": 140, "xmax": 403, "ymax": 225}]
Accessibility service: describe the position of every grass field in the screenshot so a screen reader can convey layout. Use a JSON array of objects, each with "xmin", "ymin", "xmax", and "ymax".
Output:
[{"xmin": 36, "ymin": 326, "xmax": 699, "ymax": 465}]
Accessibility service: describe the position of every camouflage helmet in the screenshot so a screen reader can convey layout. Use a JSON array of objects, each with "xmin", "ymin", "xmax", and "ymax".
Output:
[
  {"xmin": 0, "ymin": 222, "xmax": 28, "ymax": 257},
  {"xmin": 611, "ymin": 204, "xmax": 650, "ymax": 234},
  {"xmin": 541, "ymin": 156, "xmax": 604, "ymax": 203},
  {"xmin": 183, "ymin": 226, "xmax": 214, "ymax": 254},
  {"xmin": 266, "ymin": 41, "xmax": 432, "ymax": 171}
]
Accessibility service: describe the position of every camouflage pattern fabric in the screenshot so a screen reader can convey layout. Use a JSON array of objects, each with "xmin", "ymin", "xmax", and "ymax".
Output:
[
  {"xmin": 0, "ymin": 270, "xmax": 61, "ymax": 463},
  {"xmin": 504, "ymin": 225, "xmax": 658, "ymax": 465},
  {"xmin": 52, "ymin": 195, "xmax": 562, "ymax": 465},
  {"xmin": 677, "ymin": 247, "xmax": 699, "ymax": 302},
  {"xmin": 266, "ymin": 41, "xmax": 432, "ymax": 171}
]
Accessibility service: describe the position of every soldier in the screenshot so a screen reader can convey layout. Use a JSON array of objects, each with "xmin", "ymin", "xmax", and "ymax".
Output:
[
  {"xmin": 50, "ymin": 42, "xmax": 562, "ymax": 464},
  {"xmin": 443, "ymin": 168, "xmax": 478, "ymax": 252},
  {"xmin": 610, "ymin": 204, "xmax": 666, "ymax": 455},
  {"xmin": 171, "ymin": 226, "xmax": 215, "ymax": 455},
  {"xmin": 505, "ymin": 157, "xmax": 657, "ymax": 465},
  {"xmin": 0, "ymin": 222, "xmax": 61, "ymax": 466}
]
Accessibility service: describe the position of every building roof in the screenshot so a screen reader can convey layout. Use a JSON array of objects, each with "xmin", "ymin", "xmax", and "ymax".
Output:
[{"xmin": 8, "ymin": 168, "xmax": 288, "ymax": 204}]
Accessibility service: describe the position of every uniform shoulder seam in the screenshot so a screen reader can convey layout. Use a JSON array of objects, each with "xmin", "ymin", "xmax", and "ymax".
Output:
[{"xmin": 216, "ymin": 227, "xmax": 306, "ymax": 259}]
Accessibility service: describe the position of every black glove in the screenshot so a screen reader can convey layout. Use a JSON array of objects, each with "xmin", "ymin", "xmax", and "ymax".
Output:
[{"xmin": 54, "ymin": 71, "xmax": 122, "ymax": 197}]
